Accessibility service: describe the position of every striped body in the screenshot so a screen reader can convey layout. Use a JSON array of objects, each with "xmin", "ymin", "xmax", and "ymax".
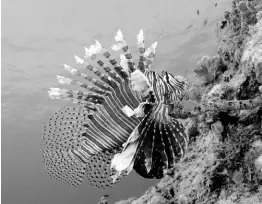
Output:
[{"xmin": 41, "ymin": 30, "xmax": 190, "ymax": 189}]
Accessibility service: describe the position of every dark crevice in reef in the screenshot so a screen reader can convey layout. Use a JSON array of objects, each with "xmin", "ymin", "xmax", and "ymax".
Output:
[
  {"xmin": 237, "ymin": 72, "xmax": 261, "ymax": 100},
  {"xmin": 115, "ymin": 0, "xmax": 262, "ymax": 203}
]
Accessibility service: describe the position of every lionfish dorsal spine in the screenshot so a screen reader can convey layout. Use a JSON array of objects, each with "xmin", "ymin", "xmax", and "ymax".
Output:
[
  {"xmin": 90, "ymin": 40, "xmax": 129, "ymax": 80},
  {"xmin": 63, "ymin": 64, "xmax": 111, "ymax": 92},
  {"xmin": 144, "ymin": 41, "xmax": 157, "ymax": 70},
  {"xmin": 96, "ymin": 59, "xmax": 122, "ymax": 84},
  {"xmin": 74, "ymin": 56, "xmax": 117, "ymax": 89},
  {"xmin": 137, "ymin": 29, "xmax": 146, "ymax": 73},
  {"xmin": 88, "ymin": 40, "xmax": 143, "ymax": 108},
  {"xmin": 74, "ymin": 55, "xmax": 140, "ymax": 109},
  {"xmin": 112, "ymin": 29, "xmax": 136, "ymax": 73}
]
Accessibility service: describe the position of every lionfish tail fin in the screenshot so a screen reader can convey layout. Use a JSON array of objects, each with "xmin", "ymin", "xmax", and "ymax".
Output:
[
  {"xmin": 42, "ymin": 102, "xmax": 131, "ymax": 189},
  {"xmin": 41, "ymin": 105, "xmax": 95, "ymax": 188},
  {"xmin": 41, "ymin": 148, "xmax": 87, "ymax": 189}
]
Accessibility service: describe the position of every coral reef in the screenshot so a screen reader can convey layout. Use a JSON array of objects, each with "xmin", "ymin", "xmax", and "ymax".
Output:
[{"xmin": 115, "ymin": 1, "xmax": 262, "ymax": 203}]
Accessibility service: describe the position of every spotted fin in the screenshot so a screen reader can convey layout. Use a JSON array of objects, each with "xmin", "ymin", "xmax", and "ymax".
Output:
[
  {"xmin": 86, "ymin": 149, "xmax": 128, "ymax": 189},
  {"xmin": 41, "ymin": 106, "xmax": 95, "ymax": 188},
  {"xmin": 41, "ymin": 148, "xmax": 86, "ymax": 188}
]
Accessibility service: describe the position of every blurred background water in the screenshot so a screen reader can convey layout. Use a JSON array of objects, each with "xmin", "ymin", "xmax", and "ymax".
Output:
[{"xmin": 2, "ymin": 0, "xmax": 231, "ymax": 203}]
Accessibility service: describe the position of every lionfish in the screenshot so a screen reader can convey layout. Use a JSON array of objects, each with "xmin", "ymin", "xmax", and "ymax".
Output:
[{"xmin": 41, "ymin": 29, "xmax": 190, "ymax": 190}]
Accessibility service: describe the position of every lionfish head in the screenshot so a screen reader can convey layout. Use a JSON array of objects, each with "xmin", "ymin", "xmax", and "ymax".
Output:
[{"xmin": 129, "ymin": 70, "xmax": 153, "ymax": 98}]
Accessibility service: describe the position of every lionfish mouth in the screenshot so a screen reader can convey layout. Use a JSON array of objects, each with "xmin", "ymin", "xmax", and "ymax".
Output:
[{"xmin": 41, "ymin": 29, "xmax": 189, "ymax": 190}]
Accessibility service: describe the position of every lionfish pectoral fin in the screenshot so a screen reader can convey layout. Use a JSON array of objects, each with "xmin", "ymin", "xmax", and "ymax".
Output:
[
  {"xmin": 121, "ymin": 125, "xmax": 140, "ymax": 149},
  {"xmin": 145, "ymin": 157, "xmax": 152, "ymax": 173},
  {"xmin": 111, "ymin": 170, "xmax": 121, "ymax": 184},
  {"xmin": 111, "ymin": 142, "xmax": 137, "ymax": 171},
  {"xmin": 110, "ymin": 126, "xmax": 141, "ymax": 180},
  {"xmin": 110, "ymin": 148, "xmax": 136, "ymax": 183}
]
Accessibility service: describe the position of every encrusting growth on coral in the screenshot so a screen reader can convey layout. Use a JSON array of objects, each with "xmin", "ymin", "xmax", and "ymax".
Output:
[
  {"xmin": 115, "ymin": 0, "xmax": 262, "ymax": 203},
  {"xmin": 170, "ymin": 94, "xmax": 262, "ymax": 119}
]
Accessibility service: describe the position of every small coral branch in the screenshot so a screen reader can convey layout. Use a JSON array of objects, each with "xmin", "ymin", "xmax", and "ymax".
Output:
[
  {"xmin": 193, "ymin": 55, "xmax": 224, "ymax": 84},
  {"xmin": 170, "ymin": 94, "xmax": 262, "ymax": 119}
]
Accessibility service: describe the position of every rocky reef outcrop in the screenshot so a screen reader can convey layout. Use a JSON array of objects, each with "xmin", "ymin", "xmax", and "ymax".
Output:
[{"xmin": 115, "ymin": 1, "xmax": 262, "ymax": 203}]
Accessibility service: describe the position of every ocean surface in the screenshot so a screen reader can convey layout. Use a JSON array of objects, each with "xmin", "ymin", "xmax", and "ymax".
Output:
[{"xmin": 2, "ymin": 0, "xmax": 231, "ymax": 203}]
